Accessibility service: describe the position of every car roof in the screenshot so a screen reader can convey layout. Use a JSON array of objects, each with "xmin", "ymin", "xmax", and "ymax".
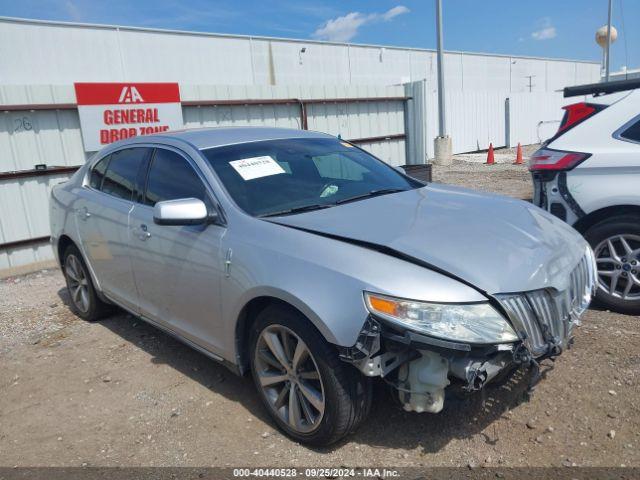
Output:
[{"xmin": 123, "ymin": 126, "xmax": 334, "ymax": 150}]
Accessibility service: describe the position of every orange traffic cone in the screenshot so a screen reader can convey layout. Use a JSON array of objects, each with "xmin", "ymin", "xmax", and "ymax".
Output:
[
  {"xmin": 513, "ymin": 143, "xmax": 523, "ymax": 165},
  {"xmin": 486, "ymin": 143, "xmax": 495, "ymax": 165}
]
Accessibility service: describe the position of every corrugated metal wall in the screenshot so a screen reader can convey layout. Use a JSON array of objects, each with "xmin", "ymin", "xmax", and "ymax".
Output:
[
  {"xmin": 404, "ymin": 81, "xmax": 586, "ymax": 162},
  {"xmin": 0, "ymin": 173, "xmax": 71, "ymax": 267},
  {"xmin": 0, "ymin": 83, "xmax": 407, "ymax": 272},
  {"xmin": 406, "ymin": 81, "xmax": 509, "ymax": 159},
  {"xmin": 179, "ymin": 85, "xmax": 407, "ymax": 167},
  {"xmin": 506, "ymin": 92, "xmax": 585, "ymax": 147},
  {"xmin": 403, "ymin": 81, "xmax": 428, "ymax": 166},
  {"xmin": 0, "ymin": 17, "xmax": 600, "ymax": 89},
  {"xmin": 424, "ymin": 91, "xmax": 508, "ymax": 156}
]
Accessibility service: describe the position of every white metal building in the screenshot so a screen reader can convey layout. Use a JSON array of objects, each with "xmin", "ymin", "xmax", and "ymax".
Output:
[
  {"xmin": 1, "ymin": 17, "xmax": 599, "ymax": 90},
  {"xmin": 609, "ymin": 68, "xmax": 640, "ymax": 81},
  {"xmin": 0, "ymin": 17, "xmax": 600, "ymax": 275}
]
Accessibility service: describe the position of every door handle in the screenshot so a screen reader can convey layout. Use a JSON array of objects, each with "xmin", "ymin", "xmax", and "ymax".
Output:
[{"xmin": 137, "ymin": 224, "xmax": 152, "ymax": 241}]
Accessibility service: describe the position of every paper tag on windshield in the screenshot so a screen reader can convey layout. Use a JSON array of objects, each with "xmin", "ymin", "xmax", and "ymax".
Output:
[{"xmin": 229, "ymin": 156, "xmax": 285, "ymax": 181}]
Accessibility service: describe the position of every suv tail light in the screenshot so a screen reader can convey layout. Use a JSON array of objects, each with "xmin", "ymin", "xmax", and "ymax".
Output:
[
  {"xmin": 559, "ymin": 103, "xmax": 602, "ymax": 131},
  {"xmin": 548, "ymin": 102, "xmax": 606, "ymax": 142},
  {"xmin": 528, "ymin": 148, "xmax": 590, "ymax": 172}
]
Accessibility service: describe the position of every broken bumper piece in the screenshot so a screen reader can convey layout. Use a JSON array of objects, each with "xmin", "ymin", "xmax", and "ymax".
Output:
[{"xmin": 339, "ymin": 316, "xmax": 568, "ymax": 413}]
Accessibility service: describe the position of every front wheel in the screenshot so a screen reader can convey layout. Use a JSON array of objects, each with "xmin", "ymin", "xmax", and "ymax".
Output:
[
  {"xmin": 249, "ymin": 304, "xmax": 371, "ymax": 446},
  {"xmin": 585, "ymin": 215, "xmax": 640, "ymax": 315}
]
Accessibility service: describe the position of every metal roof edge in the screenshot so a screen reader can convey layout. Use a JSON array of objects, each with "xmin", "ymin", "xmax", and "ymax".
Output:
[{"xmin": 0, "ymin": 16, "xmax": 600, "ymax": 65}]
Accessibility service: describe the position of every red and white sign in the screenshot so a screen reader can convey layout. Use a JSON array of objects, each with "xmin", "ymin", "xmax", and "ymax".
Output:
[{"xmin": 74, "ymin": 83, "xmax": 183, "ymax": 152}]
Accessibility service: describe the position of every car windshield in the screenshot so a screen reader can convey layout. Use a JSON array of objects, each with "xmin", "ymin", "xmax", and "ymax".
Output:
[{"xmin": 201, "ymin": 137, "xmax": 419, "ymax": 217}]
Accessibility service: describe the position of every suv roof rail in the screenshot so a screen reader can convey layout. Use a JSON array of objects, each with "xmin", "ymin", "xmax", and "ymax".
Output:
[{"xmin": 564, "ymin": 78, "xmax": 640, "ymax": 98}]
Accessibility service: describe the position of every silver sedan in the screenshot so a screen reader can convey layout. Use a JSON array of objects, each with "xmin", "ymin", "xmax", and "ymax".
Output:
[{"xmin": 50, "ymin": 127, "xmax": 596, "ymax": 446}]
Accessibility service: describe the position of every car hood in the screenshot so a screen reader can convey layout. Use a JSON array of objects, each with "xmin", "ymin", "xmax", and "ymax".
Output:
[{"xmin": 271, "ymin": 184, "xmax": 587, "ymax": 295}]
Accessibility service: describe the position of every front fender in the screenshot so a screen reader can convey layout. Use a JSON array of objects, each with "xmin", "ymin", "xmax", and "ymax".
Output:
[
  {"xmin": 219, "ymin": 218, "xmax": 486, "ymax": 364},
  {"xmin": 233, "ymin": 285, "xmax": 346, "ymax": 346}
]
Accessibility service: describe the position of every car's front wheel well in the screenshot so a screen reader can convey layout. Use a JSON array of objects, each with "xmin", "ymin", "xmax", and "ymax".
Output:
[
  {"xmin": 573, "ymin": 205, "xmax": 640, "ymax": 234},
  {"xmin": 235, "ymin": 296, "xmax": 325, "ymax": 375}
]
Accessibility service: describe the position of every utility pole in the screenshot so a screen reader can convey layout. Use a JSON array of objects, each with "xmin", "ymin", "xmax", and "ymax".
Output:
[
  {"xmin": 436, "ymin": 0, "xmax": 446, "ymax": 137},
  {"xmin": 605, "ymin": 0, "xmax": 613, "ymax": 81},
  {"xmin": 525, "ymin": 75, "xmax": 535, "ymax": 93},
  {"xmin": 433, "ymin": 0, "xmax": 452, "ymax": 165}
]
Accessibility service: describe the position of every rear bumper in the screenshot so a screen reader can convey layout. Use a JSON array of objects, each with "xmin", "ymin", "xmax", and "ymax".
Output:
[{"xmin": 531, "ymin": 171, "xmax": 584, "ymax": 225}]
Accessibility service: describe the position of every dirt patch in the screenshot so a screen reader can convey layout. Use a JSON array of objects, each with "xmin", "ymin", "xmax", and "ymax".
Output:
[
  {"xmin": 432, "ymin": 145, "xmax": 538, "ymax": 200},
  {"xmin": 1, "ymin": 158, "xmax": 638, "ymax": 468}
]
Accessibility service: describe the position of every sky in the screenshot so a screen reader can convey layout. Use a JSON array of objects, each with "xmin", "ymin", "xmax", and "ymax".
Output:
[{"xmin": 0, "ymin": 0, "xmax": 637, "ymax": 71}]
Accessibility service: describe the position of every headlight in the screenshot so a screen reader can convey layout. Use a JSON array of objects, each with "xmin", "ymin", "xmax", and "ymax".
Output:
[{"xmin": 364, "ymin": 292, "xmax": 518, "ymax": 344}]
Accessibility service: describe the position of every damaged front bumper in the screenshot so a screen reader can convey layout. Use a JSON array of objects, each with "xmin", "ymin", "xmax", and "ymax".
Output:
[
  {"xmin": 338, "ymin": 313, "xmax": 577, "ymax": 414},
  {"xmin": 340, "ymin": 249, "xmax": 596, "ymax": 414}
]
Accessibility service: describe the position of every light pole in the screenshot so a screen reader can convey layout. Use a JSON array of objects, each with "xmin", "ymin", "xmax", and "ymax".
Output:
[
  {"xmin": 436, "ymin": 0, "xmax": 446, "ymax": 137},
  {"xmin": 433, "ymin": 0, "xmax": 452, "ymax": 165},
  {"xmin": 596, "ymin": 1, "xmax": 617, "ymax": 81},
  {"xmin": 605, "ymin": 0, "xmax": 613, "ymax": 81}
]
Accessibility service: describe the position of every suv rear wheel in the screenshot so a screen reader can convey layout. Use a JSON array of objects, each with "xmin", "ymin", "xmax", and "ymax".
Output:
[
  {"xmin": 249, "ymin": 304, "xmax": 371, "ymax": 446},
  {"xmin": 584, "ymin": 215, "xmax": 640, "ymax": 315}
]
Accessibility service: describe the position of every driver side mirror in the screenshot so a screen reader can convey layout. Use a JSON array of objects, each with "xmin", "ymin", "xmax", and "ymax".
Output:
[{"xmin": 153, "ymin": 198, "xmax": 214, "ymax": 226}]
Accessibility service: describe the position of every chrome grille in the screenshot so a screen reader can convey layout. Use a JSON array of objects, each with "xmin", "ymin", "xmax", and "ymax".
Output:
[{"xmin": 497, "ymin": 248, "xmax": 596, "ymax": 357}]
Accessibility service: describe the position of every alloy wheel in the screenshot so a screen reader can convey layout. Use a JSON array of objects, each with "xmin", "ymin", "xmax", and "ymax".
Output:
[
  {"xmin": 254, "ymin": 325, "xmax": 325, "ymax": 434},
  {"xmin": 594, "ymin": 234, "xmax": 640, "ymax": 301},
  {"xmin": 65, "ymin": 254, "xmax": 91, "ymax": 313}
]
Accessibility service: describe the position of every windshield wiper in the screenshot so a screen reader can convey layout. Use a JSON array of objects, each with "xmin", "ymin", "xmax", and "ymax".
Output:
[
  {"xmin": 258, "ymin": 188, "xmax": 408, "ymax": 217},
  {"xmin": 334, "ymin": 188, "xmax": 408, "ymax": 205},
  {"xmin": 258, "ymin": 203, "xmax": 333, "ymax": 218}
]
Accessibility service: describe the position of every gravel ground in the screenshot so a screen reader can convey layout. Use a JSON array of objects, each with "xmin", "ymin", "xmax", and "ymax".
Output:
[
  {"xmin": 432, "ymin": 144, "xmax": 539, "ymax": 200},
  {"xmin": 1, "ymin": 153, "xmax": 639, "ymax": 469}
]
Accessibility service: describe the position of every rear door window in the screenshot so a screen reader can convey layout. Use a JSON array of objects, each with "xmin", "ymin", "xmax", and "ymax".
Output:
[
  {"xmin": 144, "ymin": 149, "xmax": 207, "ymax": 206},
  {"xmin": 619, "ymin": 118, "xmax": 640, "ymax": 143},
  {"xmin": 90, "ymin": 155, "xmax": 110, "ymax": 189},
  {"xmin": 101, "ymin": 148, "xmax": 150, "ymax": 201}
]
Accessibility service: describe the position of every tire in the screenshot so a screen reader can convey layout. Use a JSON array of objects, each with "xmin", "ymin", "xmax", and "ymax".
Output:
[
  {"xmin": 249, "ymin": 304, "xmax": 371, "ymax": 446},
  {"xmin": 62, "ymin": 244, "xmax": 113, "ymax": 321},
  {"xmin": 584, "ymin": 215, "xmax": 640, "ymax": 315}
]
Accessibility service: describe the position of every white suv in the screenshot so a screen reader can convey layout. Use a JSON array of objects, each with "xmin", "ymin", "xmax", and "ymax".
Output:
[{"xmin": 531, "ymin": 79, "xmax": 640, "ymax": 315}]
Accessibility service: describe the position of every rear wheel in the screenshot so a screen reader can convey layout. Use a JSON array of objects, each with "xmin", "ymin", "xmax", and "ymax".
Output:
[
  {"xmin": 584, "ymin": 215, "xmax": 640, "ymax": 315},
  {"xmin": 249, "ymin": 304, "xmax": 371, "ymax": 446},
  {"xmin": 62, "ymin": 245, "xmax": 112, "ymax": 321}
]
